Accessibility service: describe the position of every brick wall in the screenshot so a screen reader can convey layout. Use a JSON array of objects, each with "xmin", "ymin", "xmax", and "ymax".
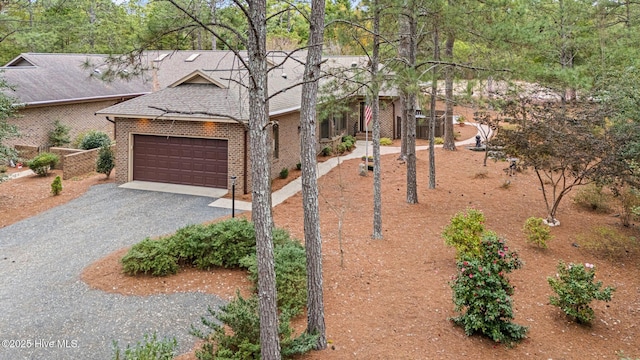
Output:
[
  {"xmin": 116, "ymin": 118, "xmax": 248, "ymax": 193},
  {"xmin": 348, "ymin": 98, "xmax": 398, "ymax": 139},
  {"xmin": 6, "ymin": 100, "xmax": 119, "ymax": 148},
  {"xmin": 61, "ymin": 146, "xmax": 112, "ymax": 180},
  {"xmin": 270, "ymin": 112, "xmax": 302, "ymax": 179},
  {"xmin": 49, "ymin": 147, "xmax": 81, "ymax": 170},
  {"xmin": 13, "ymin": 145, "xmax": 39, "ymax": 161}
]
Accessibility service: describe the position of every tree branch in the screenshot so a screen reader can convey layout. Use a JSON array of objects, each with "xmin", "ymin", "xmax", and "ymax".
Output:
[{"xmin": 148, "ymin": 105, "xmax": 248, "ymax": 130}]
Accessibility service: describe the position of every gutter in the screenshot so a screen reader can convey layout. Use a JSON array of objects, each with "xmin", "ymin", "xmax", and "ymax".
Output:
[{"xmin": 16, "ymin": 93, "xmax": 151, "ymax": 108}]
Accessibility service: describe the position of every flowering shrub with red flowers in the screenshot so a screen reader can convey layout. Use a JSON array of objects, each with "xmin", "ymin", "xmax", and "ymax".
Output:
[{"xmin": 449, "ymin": 233, "xmax": 528, "ymax": 345}]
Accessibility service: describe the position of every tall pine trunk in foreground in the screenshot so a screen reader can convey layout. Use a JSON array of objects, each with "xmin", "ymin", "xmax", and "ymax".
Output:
[
  {"xmin": 247, "ymin": 0, "xmax": 280, "ymax": 358},
  {"xmin": 399, "ymin": 2, "xmax": 418, "ymax": 204},
  {"xmin": 371, "ymin": 0, "xmax": 383, "ymax": 239},
  {"xmin": 299, "ymin": 0, "xmax": 327, "ymax": 349}
]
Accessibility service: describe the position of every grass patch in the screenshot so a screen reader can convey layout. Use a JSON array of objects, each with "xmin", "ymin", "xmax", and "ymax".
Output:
[
  {"xmin": 576, "ymin": 225, "xmax": 639, "ymax": 261},
  {"xmin": 573, "ymin": 184, "xmax": 612, "ymax": 213}
]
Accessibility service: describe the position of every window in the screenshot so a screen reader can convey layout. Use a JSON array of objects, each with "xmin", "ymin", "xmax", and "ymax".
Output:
[
  {"xmin": 273, "ymin": 123, "xmax": 280, "ymax": 159},
  {"xmin": 320, "ymin": 118, "xmax": 331, "ymax": 139}
]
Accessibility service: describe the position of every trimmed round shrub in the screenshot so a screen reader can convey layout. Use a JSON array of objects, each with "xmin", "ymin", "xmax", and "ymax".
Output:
[
  {"xmin": 79, "ymin": 130, "xmax": 111, "ymax": 150},
  {"xmin": 279, "ymin": 167, "xmax": 289, "ymax": 179},
  {"xmin": 51, "ymin": 175, "xmax": 62, "ymax": 196},
  {"xmin": 26, "ymin": 152, "xmax": 59, "ymax": 176},
  {"xmin": 442, "ymin": 208, "xmax": 487, "ymax": 260},
  {"xmin": 522, "ymin": 217, "xmax": 553, "ymax": 248},
  {"xmin": 380, "ymin": 137, "xmax": 393, "ymax": 146},
  {"xmin": 96, "ymin": 145, "xmax": 115, "ymax": 178}
]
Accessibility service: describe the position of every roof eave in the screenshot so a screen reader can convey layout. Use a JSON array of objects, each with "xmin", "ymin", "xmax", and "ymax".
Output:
[
  {"xmin": 18, "ymin": 93, "xmax": 150, "ymax": 108},
  {"xmin": 97, "ymin": 112, "xmax": 248, "ymax": 124}
]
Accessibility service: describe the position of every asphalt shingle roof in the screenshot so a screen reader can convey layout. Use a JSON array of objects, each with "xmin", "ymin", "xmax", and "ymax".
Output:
[{"xmin": 0, "ymin": 53, "xmax": 151, "ymax": 105}]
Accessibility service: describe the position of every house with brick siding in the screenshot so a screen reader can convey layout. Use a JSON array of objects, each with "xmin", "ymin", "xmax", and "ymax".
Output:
[
  {"xmin": 96, "ymin": 50, "xmax": 404, "ymax": 194},
  {"xmin": 0, "ymin": 53, "xmax": 151, "ymax": 150}
]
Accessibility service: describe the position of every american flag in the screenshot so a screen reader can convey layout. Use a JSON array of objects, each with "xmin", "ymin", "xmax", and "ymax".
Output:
[{"xmin": 364, "ymin": 104, "xmax": 372, "ymax": 128}]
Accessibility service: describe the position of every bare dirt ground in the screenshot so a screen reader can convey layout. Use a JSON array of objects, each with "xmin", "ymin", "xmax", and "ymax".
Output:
[{"xmin": 2, "ymin": 109, "xmax": 639, "ymax": 359}]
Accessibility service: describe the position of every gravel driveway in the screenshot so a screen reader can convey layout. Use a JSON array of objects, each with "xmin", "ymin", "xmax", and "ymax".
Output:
[{"xmin": 0, "ymin": 183, "xmax": 233, "ymax": 359}]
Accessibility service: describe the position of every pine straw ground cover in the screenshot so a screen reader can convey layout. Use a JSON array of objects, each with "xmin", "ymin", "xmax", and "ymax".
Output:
[{"xmin": 3, "ymin": 122, "xmax": 639, "ymax": 359}]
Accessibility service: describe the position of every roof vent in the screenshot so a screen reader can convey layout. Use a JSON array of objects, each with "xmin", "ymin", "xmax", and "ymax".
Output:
[
  {"xmin": 351, "ymin": 61, "xmax": 358, "ymax": 68},
  {"xmin": 93, "ymin": 68, "xmax": 102, "ymax": 75},
  {"xmin": 185, "ymin": 53, "xmax": 200, "ymax": 62}
]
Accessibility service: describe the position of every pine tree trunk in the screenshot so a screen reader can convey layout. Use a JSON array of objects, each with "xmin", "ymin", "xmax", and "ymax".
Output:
[
  {"xmin": 399, "ymin": 4, "xmax": 418, "ymax": 204},
  {"xmin": 398, "ymin": 9, "xmax": 410, "ymax": 159},
  {"xmin": 443, "ymin": 29, "xmax": 456, "ymax": 151},
  {"xmin": 372, "ymin": 0, "xmax": 383, "ymax": 239},
  {"xmin": 429, "ymin": 21, "xmax": 440, "ymax": 190},
  {"xmin": 300, "ymin": 0, "xmax": 327, "ymax": 349},
  {"xmin": 247, "ymin": 1, "xmax": 280, "ymax": 358}
]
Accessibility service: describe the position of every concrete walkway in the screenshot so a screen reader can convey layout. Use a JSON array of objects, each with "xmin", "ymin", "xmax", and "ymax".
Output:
[{"xmin": 209, "ymin": 122, "xmax": 488, "ymax": 211}]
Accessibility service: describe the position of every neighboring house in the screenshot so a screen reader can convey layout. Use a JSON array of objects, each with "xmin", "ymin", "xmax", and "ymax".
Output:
[
  {"xmin": 97, "ymin": 51, "xmax": 406, "ymax": 194},
  {"xmin": 0, "ymin": 53, "xmax": 150, "ymax": 150}
]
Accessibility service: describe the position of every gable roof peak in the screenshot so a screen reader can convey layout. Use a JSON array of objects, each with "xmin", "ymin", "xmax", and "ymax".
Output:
[
  {"xmin": 4, "ymin": 55, "xmax": 36, "ymax": 67},
  {"xmin": 169, "ymin": 69, "xmax": 227, "ymax": 89}
]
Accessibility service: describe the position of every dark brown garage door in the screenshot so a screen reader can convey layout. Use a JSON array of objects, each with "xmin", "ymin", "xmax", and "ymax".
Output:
[{"xmin": 133, "ymin": 135, "xmax": 228, "ymax": 188}]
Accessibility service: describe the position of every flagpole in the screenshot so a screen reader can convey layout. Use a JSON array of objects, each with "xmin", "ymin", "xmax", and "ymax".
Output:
[{"xmin": 365, "ymin": 121, "xmax": 368, "ymax": 166}]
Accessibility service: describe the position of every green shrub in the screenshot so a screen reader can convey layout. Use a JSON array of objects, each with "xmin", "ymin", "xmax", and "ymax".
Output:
[
  {"xmin": 72, "ymin": 131, "xmax": 89, "ymax": 149},
  {"xmin": 193, "ymin": 219, "xmax": 256, "ymax": 269},
  {"xmin": 48, "ymin": 120, "xmax": 71, "ymax": 147},
  {"xmin": 121, "ymin": 238, "xmax": 179, "ymax": 276},
  {"xmin": 123, "ymin": 219, "xmax": 257, "ymax": 275},
  {"xmin": 618, "ymin": 186, "xmax": 640, "ymax": 227},
  {"xmin": 296, "ymin": 162, "xmax": 301, "ymax": 170},
  {"xmin": 442, "ymin": 209, "xmax": 487, "ymax": 260},
  {"xmin": 242, "ymin": 236, "xmax": 307, "ymax": 316},
  {"xmin": 97, "ymin": 145, "xmax": 115, "ymax": 178},
  {"xmin": 191, "ymin": 293, "xmax": 317, "ymax": 360},
  {"xmin": 380, "ymin": 137, "xmax": 392, "ymax": 146},
  {"xmin": 341, "ymin": 135, "xmax": 356, "ymax": 144},
  {"xmin": 165, "ymin": 224, "xmax": 214, "ymax": 264},
  {"xmin": 26, "ymin": 152, "xmax": 59, "ymax": 176},
  {"xmin": 522, "ymin": 217, "xmax": 553, "ymax": 248},
  {"xmin": 573, "ymin": 183, "xmax": 611, "ymax": 213},
  {"xmin": 336, "ymin": 143, "xmax": 347, "ymax": 154},
  {"xmin": 0, "ymin": 165, "xmax": 7, "ymax": 173},
  {"xmin": 434, "ymin": 137, "xmax": 444, "ymax": 145},
  {"xmin": 548, "ymin": 261, "xmax": 615, "ymax": 324},
  {"xmin": 51, "ymin": 175, "xmax": 62, "ymax": 196},
  {"xmin": 112, "ymin": 332, "xmax": 177, "ymax": 360},
  {"xmin": 321, "ymin": 146, "xmax": 332, "ymax": 156},
  {"xmin": 279, "ymin": 167, "xmax": 289, "ymax": 179},
  {"xmin": 79, "ymin": 130, "xmax": 111, "ymax": 150},
  {"xmin": 450, "ymin": 233, "xmax": 528, "ymax": 345}
]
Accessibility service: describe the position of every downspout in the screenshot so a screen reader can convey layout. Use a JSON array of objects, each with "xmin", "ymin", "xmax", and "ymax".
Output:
[{"xmin": 243, "ymin": 129, "xmax": 248, "ymax": 194}]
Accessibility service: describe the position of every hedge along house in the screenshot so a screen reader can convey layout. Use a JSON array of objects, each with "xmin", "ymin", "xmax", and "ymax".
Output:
[{"xmin": 0, "ymin": 53, "xmax": 150, "ymax": 151}]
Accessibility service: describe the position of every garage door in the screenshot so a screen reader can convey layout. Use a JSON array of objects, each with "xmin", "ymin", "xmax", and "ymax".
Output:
[{"xmin": 133, "ymin": 135, "xmax": 228, "ymax": 188}]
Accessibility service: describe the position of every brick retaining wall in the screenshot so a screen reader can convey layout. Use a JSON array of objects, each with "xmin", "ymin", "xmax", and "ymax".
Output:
[{"xmin": 61, "ymin": 144, "xmax": 115, "ymax": 180}]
